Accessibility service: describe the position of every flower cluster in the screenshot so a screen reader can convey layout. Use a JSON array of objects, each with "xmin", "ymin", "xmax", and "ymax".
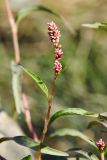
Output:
[
  {"xmin": 54, "ymin": 60, "xmax": 62, "ymax": 74},
  {"xmin": 96, "ymin": 138, "xmax": 105, "ymax": 151},
  {"xmin": 48, "ymin": 21, "xmax": 61, "ymax": 46},
  {"xmin": 48, "ymin": 21, "xmax": 63, "ymax": 75}
]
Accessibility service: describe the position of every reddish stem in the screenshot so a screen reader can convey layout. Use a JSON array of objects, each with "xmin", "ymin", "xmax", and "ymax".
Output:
[
  {"xmin": 36, "ymin": 74, "xmax": 56, "ymax": 160},
  {"xmin": 22, "ymin": 93, "xmax": 38, "ymax": 141},
  {"xmin": 5, "ymin": 0, "xmax": 20, "ymax": 64}
]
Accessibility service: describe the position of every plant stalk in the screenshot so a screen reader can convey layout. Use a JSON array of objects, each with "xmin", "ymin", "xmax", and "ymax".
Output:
[
  {"xmin": 101, "ymin": 152, "xmax": 104, "ymax": 160},
  {"xmin": 22, "ymin": 92, "xmax": 38, "ymax": 140},
  {"xmin": 36, "ymin": 75, "xmax": 56, "ymax": 160},
  {"xmin": 5, "ymin": 0, "xmax": 20, "ymax": 64}
]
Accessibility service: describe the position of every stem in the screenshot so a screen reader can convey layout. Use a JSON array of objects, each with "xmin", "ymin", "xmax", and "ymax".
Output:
[
  {"xmin": 36, "ymin": 75, "xmax": 56, "ymax": 160},
  {"xmin": 22, "ymin": 92, "xmax": 38, "ymax": 141},
  {"xmin": 5, "ymin": 0, "xmax": 38, "ymax": 141},
  {"xmin": 5, "ymin": 0, "xmax": 20, "ymax": 64},
  {"xmin": 101, "ymin": 152, "xmax": 104, "ymax": 160}
]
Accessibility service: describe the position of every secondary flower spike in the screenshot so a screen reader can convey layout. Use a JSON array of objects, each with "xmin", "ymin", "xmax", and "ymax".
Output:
[
  {"xmin": 96, "ymin": 138, "xmax": 105, "ymax": 151},
  {"xmin": 48, "ymin": 21, "xmax": 61, "ymax": 46}
]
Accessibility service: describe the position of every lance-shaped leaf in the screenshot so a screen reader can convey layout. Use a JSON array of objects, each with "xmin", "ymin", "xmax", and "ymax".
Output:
[
  {"xmin": 98, "ymin": 112, "xmax": 107, "ymax": 120},
  {"xmin": 0, "ymin": 137, "xmax": 12, "ymax": 143},
  {"xmin": 21, "ymin": 155, "xmax": 33, "ymax": 160},
  {"xmin": 0, "ymin": 136, "xmax": 68, "ymax": 157},
  {"xmin": 16, "ymin": 5, "xmax": 75, "ymax": 35},
  {"xmin": 89, "ymin": 154, "xmax": 99, "ymax": 160},
  {"xmin": 21, "ymin": 66, "xmax": 48, "ymax": 98},
  {"xmin": 41, "ymin": 146, "xmax": 68, "ymax": 156},
  {"xmin": 88, "ymin": 112, "xmax": 107, "ymax": 129},
  {"xmin": 67, "ymin": 148, "xmax": 98, "ymax": 160},
  {"xmin": 82, "ymin": 22, "xmax": 107, "ymax": 31},
  {"xmin": 88, "ymin": 120, "xmax": 107, "ymax": 129},
  {"xmin": 49, "ymin": 108, "xmax": 98, "ymax": 125},
  {"xmin": 16, "ymin": 5, "xmax": 60, "ymax": 25},
  {"xmin": 51, "ymin": 128, "xmax": 97, "ymax": 148},
  {"xmin": 13, "ymin": 136, "xmax": 39, "ymax": 149}
]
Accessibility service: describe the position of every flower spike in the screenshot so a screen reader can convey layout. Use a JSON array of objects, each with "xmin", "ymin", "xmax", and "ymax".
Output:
[
  {"xmin": 96, "ymin": 138, "xmax": 105, "ymax": 151},
  {"xmin": 48, "ymin": 21, "xmax": 63, "ymax": 76}
]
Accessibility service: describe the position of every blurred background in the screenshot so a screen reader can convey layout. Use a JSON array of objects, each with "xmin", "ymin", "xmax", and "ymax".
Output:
[{"xmin": 0, "ymin": 0, "xmax": 107, "ymax": 158}]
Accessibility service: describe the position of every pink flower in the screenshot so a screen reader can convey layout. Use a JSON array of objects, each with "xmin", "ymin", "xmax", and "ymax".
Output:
[
  {"xmin": 96, "ymin": 138, "xmax": 105, "ymax": 151},
  {"xmin": 55, "ymin": 48, "xmax": 63, "ymax": 60},
  {"xmin": 54, "ymin": 60, "xmax": 62, "ymax": 74},
  {"xmin": 48, "ymin": 21, "xmax": 63, "ymax": 77},
  {"xmin": 48, "ymin": 21, "xmax": 61, "ymax": 45}
]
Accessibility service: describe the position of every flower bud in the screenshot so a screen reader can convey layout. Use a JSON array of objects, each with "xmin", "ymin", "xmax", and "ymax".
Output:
[
  {"xmin": 55, "ymin": 48, "xmax": 63, "ymax": 60},
  {"xmin": 54, "ymin": 60, "xmax": 62, "ymax": 74}
]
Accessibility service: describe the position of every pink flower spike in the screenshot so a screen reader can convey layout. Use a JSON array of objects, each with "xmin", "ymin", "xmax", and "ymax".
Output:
[
  {"xmin": 48, "ymin": 21, "xmax": 61, "ymax": 45},
  {"xmin": 54, "ymin": 60, "xmax": 62, "ymax": 74},
  {"xmin": 96, "ymin": 138, "xmax": 105, "ymax": 151},
  {"xmin": 55, "ymin": 48, "xmax": 63, "ymax": 60}
]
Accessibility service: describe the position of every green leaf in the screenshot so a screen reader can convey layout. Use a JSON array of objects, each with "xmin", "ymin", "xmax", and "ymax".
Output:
[
  {"xmin": 21, "ymin": 155, "xmax": 33, "ymax": 160},
  {"xmin": 88, "ymin": 120, "xmax": 107, "ymax": 128},
  {"xmin": 16, "ymin": 5, "xmax": 61, "ymax": 26},
  {"xmin": 21, "ymin": 66, "xmax": 48, "ymax": 98},
  {"xmin": 99, "ymin": 112, "xmax": 107, "ymax": 120},
  {"xmin": 49, "ymin": 108, "xmax": 98, "ymax": 125},
  {"xmin": 0, "ymin": 136, "xmax": 68, "ymax": 157},
  {"xmin": 42, "ymin": 146, "xmax": 68, "ymax": 156},
  {"xmin": 104, "ymin": 146, "xmax": 107, "ymax": 155},
  {"xmin": 82, "ymin": 22, "xmax": 107, "ymax": 31},
  {"xmin": 16, "ymin": 5, "xmax": 75, "ymax": 35},
  {"xmin": 0, "ymin": 136, "xmax": 39, "ymax": 150},
  {"xmin": 51, "ymin": 128, "xmax": 97, "ymax": 148},
  {"xmin": 13, "ymin": 136, "xmax": 40, "ymax": 150},
  {"xmin": 88, "ymin": 121, "xmax": 101, "ymax": 128},
  {"xmin": 77, "ymin": 151, "xmax": 98, "ymax": 160},
  {"xmin": 68, "ymin": 148, "xmax": 98, "ymax": 160},
  {"xmin": 75, "ymin": 151, "xmax": 98, "ymax": 160},
  {"xmin": 89, "ymin": 154, "xmax": 99, "ymax": 160},
  {"xmin": 0, "ymin": 137, "xmax": 11, "ymax": 143}
]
